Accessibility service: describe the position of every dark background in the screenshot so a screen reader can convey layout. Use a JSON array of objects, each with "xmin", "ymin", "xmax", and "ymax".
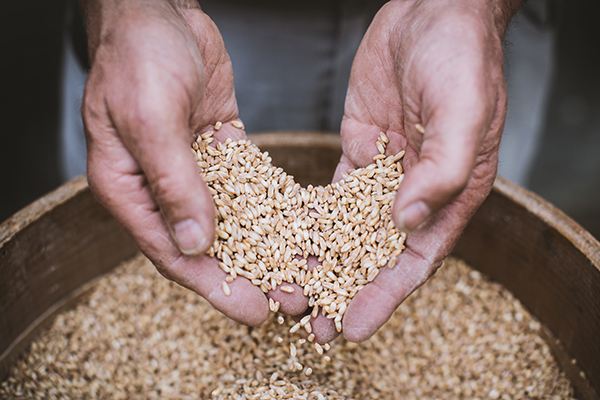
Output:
[
  {"xmin": 526, "ymin": 0, "xmax": 600, "ymax": 238},
  {"xmin": 1, "ymin": 0, "xmax": 599, "ymax": 240},
  {"xmin": 1, "ymin": 2, "xmax": 66, "ymax": 222}
]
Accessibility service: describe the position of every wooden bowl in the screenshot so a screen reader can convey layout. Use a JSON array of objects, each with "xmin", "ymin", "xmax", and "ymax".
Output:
[{"xmin": 1, "ymin": 132, "xmax": 598, "ymax": 399}]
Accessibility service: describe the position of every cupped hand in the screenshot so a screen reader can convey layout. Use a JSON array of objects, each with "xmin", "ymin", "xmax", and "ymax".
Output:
[
  {"xmin": 312, "ymin": 0, "xmax": 511, "ymax": 343},
  {"xmin": 82, "ymin": 0, "xmax": 268, "ymax": 325}
]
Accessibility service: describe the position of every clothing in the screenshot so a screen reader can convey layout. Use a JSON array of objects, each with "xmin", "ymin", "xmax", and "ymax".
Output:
[
  {"xmin": 60, "ymin": 0, "xmax": 556, "ymax": 188},
  {"xmin": 59, "ymin": 2, "xmax": 88, "ymax": 181},
  {"xmin": 499, "ymin": 0, "xmax": 557, "ymax": 185},
  {"xmin": 201, "ymin": 0, "xmax": 385, "ymax": 133}
]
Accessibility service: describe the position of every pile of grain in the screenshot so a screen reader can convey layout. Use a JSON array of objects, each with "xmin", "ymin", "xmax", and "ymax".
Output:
[
  {"xmin": 0, "ymin": 254, "xmax": 575, "ymax": 399},
  {"xmin": 193, "ymin": 129, "xmax": 406, "ymax": 332}
]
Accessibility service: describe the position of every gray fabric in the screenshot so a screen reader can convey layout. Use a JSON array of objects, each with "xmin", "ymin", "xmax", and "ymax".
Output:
[
  {"xmin": 59, "ymin": 4, "xmax": 88, "ymax": 181},
  {"xmin": 201, "ymin": 0, "xmax": 384, "ymax": 133},
  {"xmin": 499, "ymin": 0, "xmax": 556, "ymax": 185}
]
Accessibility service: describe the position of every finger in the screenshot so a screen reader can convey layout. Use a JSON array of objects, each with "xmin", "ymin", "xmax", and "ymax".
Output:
[
  {"xmin": 113, "ymin": 95, "xmax": 217, "ymax": 257},
  {"xmin": 310, "ymin": 313, "xmax": 340, "ymax": 344},
  {"xmin": 173, "ymin": 255, "xmax": 270, "ymax": 326},
  {"xmin": 266, "ymin": 255, "xmax": 317, "ymax": 317},
  {"xmin": 87, "ymin": 134, "xmax": 269, "ymax": 326},
  {"xmin": 267, "ymin": 255, "xmax": 339, "ymax": 342},
  {"xmin": 288, "ymin": 308, "xmax": 339, "ymax": 345},
  {"xmin": 393, "ymin": 92, "xmax": 493, "ymax": 233},
  {"xmin": 342, "ymin": 156, "xmax": 496, "ymax": 342},
  {"xmin": 341, "ymin": 246, "xmax": 435, "ymax": 342},
  {"xmin": 268, "ymin": 283, "xmax": 309, "ymax": 317}
]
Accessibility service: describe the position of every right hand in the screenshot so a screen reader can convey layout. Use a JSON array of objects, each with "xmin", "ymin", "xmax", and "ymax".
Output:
[{"xmin": 82, "ymin": 0, "xmax": 269, "ymax": 325}]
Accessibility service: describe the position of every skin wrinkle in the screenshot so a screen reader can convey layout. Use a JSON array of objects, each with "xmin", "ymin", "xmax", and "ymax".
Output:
[
  {"xmin": 416, "ymin": 98, "xmax": 487, "ymax": 175},
  {"xmin": 342, "ymin": 121, "xmax": 375, "ymax": 165},
  {"xmin": 170, "ymin": 0, "xmax": 201, "ymax": 10},
  {"xmin": 193, "ymin": 263, "xmax": 268, "ymax": 326},
  {"xmin": 145, "ymin": 228, "xmax": 177, "ymax": 267},
  {"xmin": 473, "ymin": 155, "xmax": 499, "ymax": 183},
  {"xmin": 88, "ymin": 162, "xmax": 134, "ymax": 207},
  {"xmin": 398, "ymin": 13, "xmax": 493, "ymax": 115},
  {"xmin": 391, "ymin": 15, "xmax": 426, "ymax": 87},
  {"xmin": 146, "ymin": 173, "xmax": 197, "ymax": 216},
  {"xmin": 391, "ymin": 246, "xmax": 436, "ymax": 283},
  {"xmin": 345, "ymin": 21, "xmax": 398, "ymax": 129},
  {"xmin": 428, "ymin": 177, "xmax": 490, "ymax": 231},
  {"xmin": 343, "ymin": 90, "xmax": 373, "ymax": 129},
  {"xmin": 404, "ymin": 159, "xmax": 479, "ymax": 222},
  {"xmin": 381, "ymin": 129, "xmax": 405, "ymax": 158},
  {"xmin": 350, "ymin": 76, "xmax": 381, "ymax": 122},
  {"xmin": 172, "ymin": 254, "xmax": 212, "ymax": 288},
  {"xmin": 366, "ymin": 58, "xmax": 396, "ymax": 122}
]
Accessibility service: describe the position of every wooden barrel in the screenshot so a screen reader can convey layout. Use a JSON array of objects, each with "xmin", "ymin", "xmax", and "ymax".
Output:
[{"xmin": 1, "ymin": 132, "xmax": 598, "ymax": 399}]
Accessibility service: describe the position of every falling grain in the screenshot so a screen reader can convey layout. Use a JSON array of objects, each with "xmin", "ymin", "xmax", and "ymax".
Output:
[{"xmin": 0, "ymin": 254, "xmax": 576, "ymax": 399}]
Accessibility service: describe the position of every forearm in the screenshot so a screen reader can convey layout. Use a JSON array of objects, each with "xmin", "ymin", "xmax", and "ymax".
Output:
[
  {"xmin": 384, "ymin": 0, "xmax": 523, "ymax": 39},
  {"xmin": 78, "ymin": 0, "xmax": 202, "ymax": 61},
  {"xmin": 488, "ymin": 0, "xmax": 524, "ymax": 36},
  {"xmin": 445, "ymin": 0, "xmax": 524, "ymax": 36}
]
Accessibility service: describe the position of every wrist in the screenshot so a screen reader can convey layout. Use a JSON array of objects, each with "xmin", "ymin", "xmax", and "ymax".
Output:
[
  {"xmin": 79, "ymin": 0, "xmax": 194, "ymax": 61},
  {"xmin": 385, "ymin": 0, "xmax": 522, "ymax": 39}
]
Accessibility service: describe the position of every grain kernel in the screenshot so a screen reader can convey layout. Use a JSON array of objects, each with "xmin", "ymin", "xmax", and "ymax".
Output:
[{"xmin": 222, "ymin": 281, "xmax": 231, "ymax": 296}]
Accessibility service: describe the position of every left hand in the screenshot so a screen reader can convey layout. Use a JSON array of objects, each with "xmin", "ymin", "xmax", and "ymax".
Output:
[{"xmin": 311, "ymin": 0, "xmax": 511, "ymax": 343}]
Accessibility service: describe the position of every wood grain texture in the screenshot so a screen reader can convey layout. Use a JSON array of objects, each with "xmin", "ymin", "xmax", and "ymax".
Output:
[
  {"xmin": 454, "ymin": 177, "xmax": 600, "ymax": 400},
  {"xmin": 0, "ymin": 176, "xmax": 138, "ymax": 380}
]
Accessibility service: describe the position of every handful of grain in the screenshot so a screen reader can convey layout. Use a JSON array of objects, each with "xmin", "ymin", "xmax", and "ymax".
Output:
[{"xmin": 192, "ymin": 128, "xmax": 406, "ymax": 332}]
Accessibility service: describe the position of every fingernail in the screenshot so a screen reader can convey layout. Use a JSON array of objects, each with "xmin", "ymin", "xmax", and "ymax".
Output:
[
  {"xmin": 173, "ymin": 219, "xmax": 207, "ymax": 256},
  {"xmin": 397, "ymin": 201, "xmax": 430, "ymax": 233}
]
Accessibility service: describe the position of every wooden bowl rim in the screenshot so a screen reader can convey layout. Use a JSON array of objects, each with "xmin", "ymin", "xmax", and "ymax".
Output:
[{"xmin": 1, "ymin": 132, "xmax": 599, "ymax": 397}]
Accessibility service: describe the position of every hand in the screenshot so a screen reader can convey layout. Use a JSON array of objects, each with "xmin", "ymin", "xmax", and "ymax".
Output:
[
  {"xmin": 81, "ymin": 0, "xmax": 269, "ymax": 325},
  {"xmin": 316, "ymin": 0, "xmax": 517, "ymax": 342}
]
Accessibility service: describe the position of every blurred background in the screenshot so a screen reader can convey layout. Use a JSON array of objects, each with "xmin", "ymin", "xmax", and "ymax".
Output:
[{"xmin": 1, "ymin": 0, "xmax": 599, "ymax": 239}]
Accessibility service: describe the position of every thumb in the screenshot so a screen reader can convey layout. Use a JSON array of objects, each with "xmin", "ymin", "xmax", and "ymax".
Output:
[
  {"xmin": 117, "ymin": 108, "xmax": 216, "ymax": 256},
  {"xmin": 393, "ymin": 105, "xmax": 488, "ymax": 233}
]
